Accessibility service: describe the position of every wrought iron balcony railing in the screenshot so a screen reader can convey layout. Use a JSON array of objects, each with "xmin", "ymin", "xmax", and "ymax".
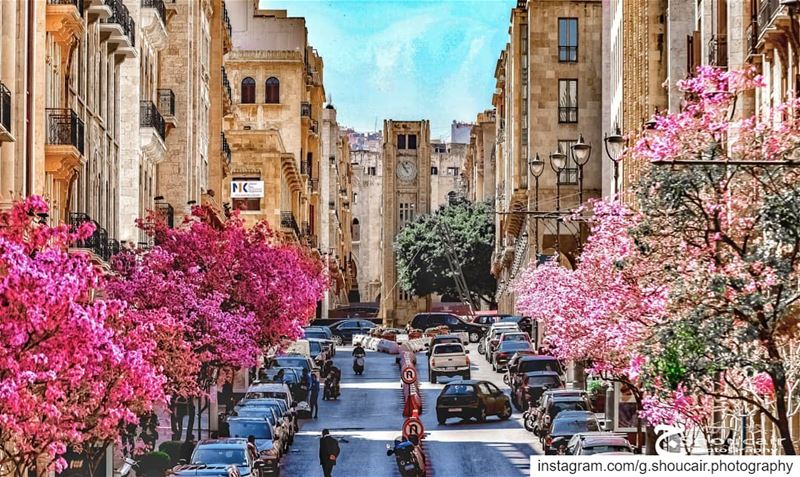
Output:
[
  {"xmin": 301, "ymin": 102, "xmax": 311, "ymax": 117},
  {"xmin": 758, "ymin": 0, "xmax": 780, "ymax": 35},
  {"xmin": 69, "ymin": 213, "xmax": 118, "ymax": 262},
  {"xmin": 140, "ymin": 100, "xmax": 165, "ymax": 140},
  {"xmin": 221, "ymin": 132, "xmax": 231, "ymax": 165},
  {"xmin": 157, "ymin": 89, "xmax": 175, "ymax": 117},
  {"xmin": 308, "ymin": 178, "xmax": 319, "ymax": 194},
  {"xmin": 47, "ymin": 0, "xmax": 84, "ymax": 17},
  {"xmin": 106, "ymin": 0, "xmax": 136, "ymax": 47},
  {"xmin": 142, "ymin": 0, "xmax": 166, "ymax": 25},
  {"xmin": 46, "ymin": 108, "xmax": 84, "ymax": 155},
  {"xmin": 222, "ymin": 67, "xmax": 232, "ymax": 102},
  {"xmin": 222, "ymin": 1, "xmax": 232, "ymax": 39},
  {"xmin": 280, "ymin": 211, "xmax": 300, "ymax": 237},
  {"xmin": 0, "ymin": 82, "xmax": 10, "ymax": 135}
]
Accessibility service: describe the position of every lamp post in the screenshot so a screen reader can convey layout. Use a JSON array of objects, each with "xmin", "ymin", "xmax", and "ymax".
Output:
[
  {"xmin": 603, "ymin": 124, "xmax": 625, "ymax": 196},
  {"xmin": 528, "ymin": 153, "xmax": 545, "ymax": 256},
  {"xmin": 571, "ymin": 134, "xmax": 592, "ymax": 205},
  {"xmin": 549, "ymin": 148, "xmax": 567, "ymax": 256}
]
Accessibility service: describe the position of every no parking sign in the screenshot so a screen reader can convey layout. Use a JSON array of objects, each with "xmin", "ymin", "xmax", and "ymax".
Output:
[
  {"xmin": 401, "ymin": 364, "xmax": 417, "ymax": 384},
  {"xmin": 402, "ymin": 416, "xmax": 424, "ymax": 440}
]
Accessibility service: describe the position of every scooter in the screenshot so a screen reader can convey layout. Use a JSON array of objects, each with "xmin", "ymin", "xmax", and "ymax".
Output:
[
  {"xmin": 522, "ymin": 399, "xmax": 537, "ymax": 433},
  {"xmin": 386, "ymin": 436, "xmax": 425, "ymax": 477},
  {"xmin": 323, "ymin": 375, "xmax": 340, "ymax": 400},
  {"xmin": 353, "ymin": 356, "xmax": 365, "ymax": 375}
]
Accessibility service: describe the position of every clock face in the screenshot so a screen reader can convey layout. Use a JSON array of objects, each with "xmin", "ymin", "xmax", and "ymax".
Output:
[{"xmin": 396, "ymin": 160, "xmax": 418, "ymax": 182}]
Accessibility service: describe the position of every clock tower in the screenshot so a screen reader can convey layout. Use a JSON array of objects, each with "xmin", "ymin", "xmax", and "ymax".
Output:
[{"xmin": 380, "ymin": 120, "xmax": 432, "ymax": 326}]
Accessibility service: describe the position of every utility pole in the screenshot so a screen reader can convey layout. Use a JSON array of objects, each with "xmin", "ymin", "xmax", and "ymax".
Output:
[{"xmin": 437, "ymin": 219, "xmax": 478, "ymax": 314}]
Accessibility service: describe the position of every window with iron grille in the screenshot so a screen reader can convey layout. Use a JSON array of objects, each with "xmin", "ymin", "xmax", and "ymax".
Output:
[
  {"xmin": 241, "ymin": 77, "xmax": 255, "ymax": 104},
  {"xmin": 399, "ymin": 203, "xmax": 414, "ymax": 227},
  {"xmin": 557, "ymin": 140, "xmax": 578, "ymax": 185},
  {"xmin": 558, "ymin": 18, "xmax": 578, "ymax": 62},
  {"xmin": 558, "ymin": 79, "xmax": 578, "ymax": 123}
]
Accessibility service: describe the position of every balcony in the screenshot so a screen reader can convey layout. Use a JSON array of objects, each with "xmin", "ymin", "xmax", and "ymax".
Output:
[
  {"xmin": 86, "ymin": 0, "xmax": 112, "ymax": 19},
  {"xmin": 158, "ymin": 89, "xmax": 176, "ymax": 126},
  {"xmin": 46, "ymin": 0, "xmax": 85, "ymax": 40},
  {"xmin": 101, "ymin": 0, "xmax": 136, "ymax": 58},
  {"xmin": 69, "ymin": 213, "xmax": 119, "ymax": 263},
  {"xmin": 749, "ymin": 0, "xmax": 791, "ymax": 57},
  {"xmin": 280, "ymin": 211, "xmax": 301, "ymax": 238},
  {"xmin": 141, "ymin": 0, "xmax": 168, "ymax": 51},
  {"xmin": 708, "ymin": 34, "xmax": 728, "ymax": 69},
  {"xmin": 0, "ymin": 82, "xmax": 12, "ymax": 142},
  {"xmin": 222, "ymin": 1, "xmax": 233, "ymax": 53},
  {"xmin": 139, "ymin": 100, "xmax": 166, "ymax": 164},
  {"xmin": 308, "ymin": 178, "xmax": 319, "ymax": 195},
  {"xmin": 222, "ymin": 67, "xmax": 232, "ymax": 115},
  {"xmin": 301, "ymin": 102, "xmax": 311, "ymax": 117},
  {"xmin": 46, "ymin": 108, "xmax": 84, "ymax": 156},
  {"xmin": 221, "ymin": 132, "xmax": 232, "ymax": 165}
]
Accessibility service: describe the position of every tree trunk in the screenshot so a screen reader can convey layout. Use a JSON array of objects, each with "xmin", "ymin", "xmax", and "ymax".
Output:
[{"xmin": 771, "ymin": 373, "xmax": 796, "ymax": 455}]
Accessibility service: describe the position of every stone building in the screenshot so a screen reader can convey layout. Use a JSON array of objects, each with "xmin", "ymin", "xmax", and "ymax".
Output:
[
  {"xmin": 430, "ymin": 140, "xmax": 468, "ymax": 211},
  {"xmin": 489, "ymin": 0, "xmax": 604, "ymax": 313},
  {"xmin": 380, "ymin": 120, "xmax": 431, "ymax": 326},
  {"xmin": 350, "ymin": 145, "xmax": 383, "ymax": 303},
  {"xmin": 223, "ymin": 5, "xmax": 324, "ymax": 247},
  {"xmin": 464, "ymin": 110, "xmax": 497, "ymax": 203}
]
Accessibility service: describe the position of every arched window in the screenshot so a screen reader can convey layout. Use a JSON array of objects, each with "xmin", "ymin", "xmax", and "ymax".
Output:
[
  {"xmin": 265, "ymin": 77, "xmax": 280, "ymax": 104},
  {"xmin": 352, "ymin": 218, "xmax": 360, "ymax": 242},
  {"xmin": 241, "ymin": 77, "xmax": 255, "ymax": 103}
]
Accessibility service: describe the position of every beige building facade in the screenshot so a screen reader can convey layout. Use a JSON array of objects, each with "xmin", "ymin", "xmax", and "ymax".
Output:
[
  {"xmin": 430, "ymin": 141, "xmax": 468, "ymax": 211},
  {"xmin": 350, "ymin": 146, "xmax": 383, "ymax": 303},
  {"xmin": 464, "ymin": 110, "xmax": 497, "ymax": 204},
  {"xmin": 380, "ymin": 120, "xmax": 431, "ymax": 326}
]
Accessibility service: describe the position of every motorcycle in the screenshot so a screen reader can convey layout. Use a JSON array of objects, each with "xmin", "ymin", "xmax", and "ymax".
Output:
[
  {"xmin": 353, "ymin": 356, "xmax": 365, "ymax": 375},
  {"xmin": 323, "ymin": 374, "xmax": 340, "ymax": 400},
  {"xmin": 386, "ymin": 436, "xmax": 425, "ymax": 477},
  {"xmin": 522, "ymin": 399, "xmax": 537, "ymax": 433}
]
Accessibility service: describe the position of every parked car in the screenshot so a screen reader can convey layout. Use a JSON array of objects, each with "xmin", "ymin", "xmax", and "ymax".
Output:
[
  {"xmin": 497, "ymin": 315, "xmax": 534, "ymax": 340},
  {"xmin": 227, "ymin": 416, "xmax": 286, "ymax": 459},
  {"xmin": 492, "ymin": 340, "xmax": 534, "ymax": 372},
  {"xmin": 435, "ymin": 380, "xmax": 512, "ymax": 424},
  {"xmin": 511, "ymin": 371, "xmax": 562, "ymax": 411},
  {"xmin": 236, "ymin": 397, "xmax": 297, "ymax": 434},
  {"xmin": 303, "ymin": 326, "xmax": 333, "ymax": 339},
  {"xmin": 508, "ymin": 356, "xmax": 564, "ymax": 391},
  {"xmin": 329, "ymin": 319, "xmax": 377, "ymax": 344},
  {"xmin": 234, "ymin": 406, "xmax": 292, "ymax": 453},
  {"xmin": 266, "ymin": 355, "xmax": 315, "ymax": 374},
  {"xmin": 244, "ymin": 383, "xmax": 295, "ymax": 408},
  {"xmin": 304, "ymin": 329, "xmax": 336, "ymax": 357},
  {"xmin": 568, "ymin": 432, "xmax": 634, "ymax": 455},
  {"xmin": 426, "ymin": 334, "xmax": 462, "ymax": 359},
  {"xmin": 189, "ymin": 438, "xmax": 277, "ymax": 477},
  {"xmin": 544, "ymin": 411, "xmax": 601, "ymax": 455},
  {"xmin": 429, "ymin": 342, "xmax": 471, "ymax": 383},
  {"xmin": 258, "ymin": 367, "xmax": 305, "ymax": 403},
  {"xmin": 307, "ymin": 338, "xmax": 332, "ymax": 365},
  {"xmin": 481, "ymin": 323, "xmax": 519, "ymax": 358},
  {"xmin": 408, "ymin": 313, "xmax": 485, "ymax": 343},
  {"xmin": 168, "ymin": 464, "xmax": 241, "ymax": 477},
  {"xmin": 535, "ymin": 395, "xmax": 593, "ymax": 438}
]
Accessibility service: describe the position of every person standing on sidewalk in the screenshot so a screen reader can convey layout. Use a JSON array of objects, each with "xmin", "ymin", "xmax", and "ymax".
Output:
[
  {"xmin": 309, "ymin": 373, "xmax": 321, "ymax": 418},
  {"xmin": 319, "ymin": 429, "xmax": 339, "ymax": 477}
]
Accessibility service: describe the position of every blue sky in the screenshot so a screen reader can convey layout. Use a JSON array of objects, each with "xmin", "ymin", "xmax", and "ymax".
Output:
[{"xmin": 261, "ymin": 0, "xmax": 515, "ymax": 140}]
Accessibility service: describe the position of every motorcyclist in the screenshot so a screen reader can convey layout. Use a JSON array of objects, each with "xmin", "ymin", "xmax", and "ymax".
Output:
[
  {"xmin": 352, "ymin": 344, "xmax": 366, "ymax": 358},
  {"xmin": 352, "ymin": 344, "xmax": 366, "ymax": 375}
]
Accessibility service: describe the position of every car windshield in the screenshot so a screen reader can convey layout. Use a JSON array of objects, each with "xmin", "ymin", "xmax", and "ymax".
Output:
[
  {"xmin": 582, "ymin": 445, "xmax": 632, "ymax": 455},
  {"xmin": 192, "ymin": 448, "xmax": 247, "ymax": 466},
  {"xmin": 552, "ymin": 418, "xmax": 599, "ymax": 434},
  {"xmin": 519, "ymin": 359, "xmax": 563, "ymax": 375},
  {"xmin": 309, "ymin": 341, "xmax": 322, "ymax": 354},
  {"xmin": 502, "ymin": 334, "xmax": 528, "ymax": 342},
  {"xmin": 435, "ymin": 337, "xmax": 460, "ymax": 345},
  {"xmin": 274, "ymin": 358, "xmax": 308, "ymax": 369},
  {"xmin": 499, "ymin": 316, "xmax": 522, "ymax": 323},
  {"xmin": 264, "ymin": 369, "xmax": 299, "ymax": 383},
  {"xmin": 434, "ymin": 344, "xmax": 463, "ymax": 354},
  {"xmin": 529, "ymin": 375, "xmax": 561, "ymax": 387},
  {"xmin": 500, "ymin": 341, "xmax": 531, "ymax": 351},
  {"xmin": 245, "ymin": 391, "xmax": 289, "ymax": 402},
  {"xmin": 304, "ymin": 330, "xmax": 327, "ymax": 339},
  {"xmin": 443, "ymin": 384, "xmax": 476, "ymax": 396},
  {"xmin": 237, "ymin": 408, "xmax": 277, "ymax": 422},
  {"xmin": 229, "ymin": 421, "xmax": 274, "ymax": 439},
  {"xmin": 550, "ymin": 401, "xmax": 589, "ymax": 416}
]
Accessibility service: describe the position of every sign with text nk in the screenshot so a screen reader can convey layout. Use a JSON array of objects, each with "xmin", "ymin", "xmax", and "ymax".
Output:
[{"xmin": 231, "ymin": 180, "xmax": 264, "ymax": 198}]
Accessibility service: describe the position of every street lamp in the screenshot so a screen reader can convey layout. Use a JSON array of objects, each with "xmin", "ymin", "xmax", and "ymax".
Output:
[
  {"xmin": 604, "ymin": 124, "xmax": 625, "ymax": 196},
  {"xmin": 571, "ymin": 134, "xmax": 592, "ymax": 205},
  {"xmin": 550, "ymin": 148, "xmax": 567, "ymax": 256},
  {"xmin": 528, "ymin": 153, "xmax": 545, "ymax": 255}
]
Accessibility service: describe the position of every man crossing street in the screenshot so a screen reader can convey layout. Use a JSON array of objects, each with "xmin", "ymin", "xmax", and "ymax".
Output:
[{"xmin": 319, "ymin": 429, "xmax": 340, "ymax": 477}]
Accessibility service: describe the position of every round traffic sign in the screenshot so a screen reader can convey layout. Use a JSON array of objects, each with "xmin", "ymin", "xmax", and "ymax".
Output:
[
  {"xmin": 402, "ymin": 416, "xmax": 424, "ymax": 440},
  {"xmin": 401, "ymin": 365, "xmax": 417, "ymax": 384}
]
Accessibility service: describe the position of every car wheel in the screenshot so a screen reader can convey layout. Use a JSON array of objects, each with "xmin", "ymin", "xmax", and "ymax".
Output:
[
  {"xmin": 503, "ymin": 374, "xmax": 510, "ymax": 385},
  {"xmin": 477, "ymin": 343, "xmax": 484, "ymax": 354},
  {"xmin": 469, "ymin": 332, "xmax": 480, "ymax": 343},
  {"xmin": 437, "ymin": 413, "xmax": 446, "ymax": 425},
  {"xmin": 476, "ymin": 406, "xmax": 487, "ymax": 423},
  {"xmin": 500, "ymin": 402, "xmax": 512, "ymax": 420},
  {"xmin": 333, "ymin": 335, "xmax": 343, "ymax": 346}
]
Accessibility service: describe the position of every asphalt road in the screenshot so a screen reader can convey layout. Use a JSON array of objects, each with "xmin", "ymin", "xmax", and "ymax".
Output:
[{"xmin": 280, "ymin": 342, "xmax": 542, "ymax": 477}]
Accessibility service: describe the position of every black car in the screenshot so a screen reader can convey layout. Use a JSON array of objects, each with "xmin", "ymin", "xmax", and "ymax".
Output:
[
  {"xmin": 544, "ymin": 410, "xmax": 601, "ymax": 455},
  {"xmin": 408, "ymin": 313, "xmax": 485, "ymax": 343},
  {"xmin": 435, "ymin": 380, "xmax": 512, "ymax": 424},
  {"xmin": 329, "ymin": 319, "xmax": 377, "ymax": 344},
  {"xmin": 492, "ymin": 340, "xmax": 534, "ymax": 372},
  {"xmin": 168, "ymin": 465, "xmax": 241, "ymax": 477},
  {"xmin": 512, "ymin": 371, "xmax": 562, "ymax": 410},
  {"xmin": 509, "ymin": 356, "xmax": 564, "ymax": 392}
]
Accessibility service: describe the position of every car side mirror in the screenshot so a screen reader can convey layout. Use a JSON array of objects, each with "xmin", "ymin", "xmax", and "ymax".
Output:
[{"xmin": 465, "ymin": 350, "xmax": 470, "ymax": 354}]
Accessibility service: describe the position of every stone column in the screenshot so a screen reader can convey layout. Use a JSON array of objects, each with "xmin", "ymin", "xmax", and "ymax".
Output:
[{"xmin": 1, "ymin": 0, "xmax": 17, "ymax": 205}]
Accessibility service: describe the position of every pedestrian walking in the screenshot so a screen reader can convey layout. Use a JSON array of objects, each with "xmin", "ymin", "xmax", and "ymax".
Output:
[
  {"xmin": 309, "ymin": 373, "xmax": 321, "ymax": 418},
  {"xmin": 301, "ymin": 368, "xmax": 311, "ymax": 399},
  {"xmin": 319, "ymin": 429, "xmax": 340, "ymax": 477},
  {"xmin": 246, "ymin": 435, "xmax": 258, "ymax": 462},
  {"xmin": 172, "ymin": 395, "xmax": 188, "ymax": 440},
  {"xmin": 139, "ymin": 413, "xmax": 159, "ymax": 452}
]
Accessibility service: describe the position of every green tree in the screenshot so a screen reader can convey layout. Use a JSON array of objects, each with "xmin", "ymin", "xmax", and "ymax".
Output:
[{"xmin": 394, "ymin": 198, "xmax": 497, "ymax": 307}]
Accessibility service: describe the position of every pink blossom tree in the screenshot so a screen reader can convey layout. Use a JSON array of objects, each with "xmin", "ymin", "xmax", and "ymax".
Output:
[{"xmin": 0, "ymin": 197, "xmax": 164, "ymax": 477}]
